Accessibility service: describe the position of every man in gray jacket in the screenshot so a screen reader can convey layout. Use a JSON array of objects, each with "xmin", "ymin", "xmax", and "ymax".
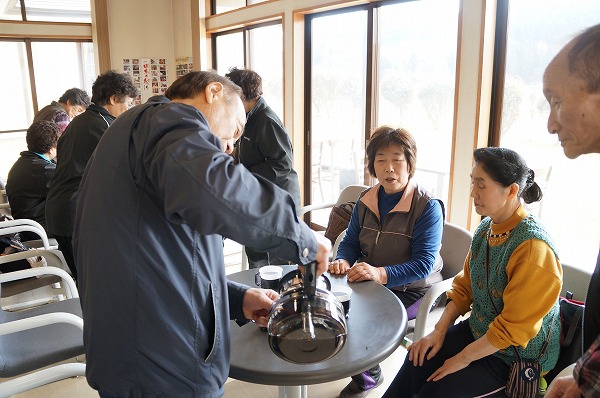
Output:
[{"xmin": 74, "ymin": 71, "xmax": 330, "ymax": 398}]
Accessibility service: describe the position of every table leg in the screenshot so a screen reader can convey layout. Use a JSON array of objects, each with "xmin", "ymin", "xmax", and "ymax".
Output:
[{"xmin": 279, "ymin": 385, "xmax": 307, "ymax": 398}]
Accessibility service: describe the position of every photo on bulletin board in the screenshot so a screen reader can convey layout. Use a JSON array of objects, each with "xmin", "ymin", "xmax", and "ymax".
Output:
[
  {"xmin": 123, "ymin": 57, "xmax": 169, "ymax": 104},
  {"xmin": 176, "ymin": 56, "xmax": 193, "ymax": 78}
]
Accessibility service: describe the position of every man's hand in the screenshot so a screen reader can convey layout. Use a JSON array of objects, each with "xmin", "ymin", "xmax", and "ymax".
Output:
[{"xmin": 242, "ymin": 288, "xmax": 279, "ymax": 327}]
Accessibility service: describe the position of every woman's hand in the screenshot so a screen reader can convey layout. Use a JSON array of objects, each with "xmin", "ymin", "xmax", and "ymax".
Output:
[
  {"xmin": 408, "ymin": 328, "xmax": 446, "ymax": 366},
  {"xmin": 427, "ymin": 352, "xmax": 471, "ymax": 382},
  {"xmin": 347, "ymin": 262, "xmax": 387, "ymax": 284},
  {"xmin": 328, "ymin": 259, "xmax": 351, "ymax": 274}
]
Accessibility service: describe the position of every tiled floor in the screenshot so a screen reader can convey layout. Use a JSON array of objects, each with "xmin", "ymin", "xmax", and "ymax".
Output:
[{"xmin": 3, "ymin": 240, "xmax": 413, "ymax": 397}]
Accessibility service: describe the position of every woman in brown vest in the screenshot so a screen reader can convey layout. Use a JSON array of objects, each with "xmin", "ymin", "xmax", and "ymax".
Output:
[{"xmin": 329, "ymin": 126, "xmax": 445, "ymax": 398}]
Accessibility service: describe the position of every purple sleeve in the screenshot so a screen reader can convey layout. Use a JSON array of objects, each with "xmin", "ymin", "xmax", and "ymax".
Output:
[{"xmin": 52, "ymin": 111, "xmax": 70, "ymax": 132}]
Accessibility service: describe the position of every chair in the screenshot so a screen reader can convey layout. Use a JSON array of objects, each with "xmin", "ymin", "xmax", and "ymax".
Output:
[
  {"xmin": 0, "ymin": 249, "xmax": 71, "ymax": 307},
  {"xmin": 0, "ymin": 266, "xmax": 84, "ymax": 397},
  {"xmin": 0, "ymin": 190, "xmax": 9, "ymax": 217},
  {"xmin": 560, "ymin": 262, "xmax": 591, "ymax": 301},
  {"xmin": 300, "ymin": 184, "xmax": 369, "ymax": 221},
  {"xmin": 240, "ymin": 185, "xmax": 369, "ymax": 270},
  {"xmin": 0, "ymin": 218, "xmax": 58, "ymax": 250},
  {"xmin": 546, "ymin": 262, "xmax": 593, "ymax": 389},
  {"xmin": 412, "ymin": 222, "xmax": 473, "ymax": 340},
  {"xmin": 331, "ymin": 229, "xmax": 347, "ymax": 260}
]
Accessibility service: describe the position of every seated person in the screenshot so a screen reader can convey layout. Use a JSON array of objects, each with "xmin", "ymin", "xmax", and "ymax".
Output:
[
  {"xmin": 382, "ymin": 147, "xmax": 562, "ymax": 398},
  {"xmin": 328, "ymin": 125, "xmax": 445, "ymax": 398},
  {"xmin": 33, "ymin": 87, "xmax": 91, "ymax": 133},
  {"xmin": 5, "ymin": 121, "xmax": 60, "ymax": 241}
]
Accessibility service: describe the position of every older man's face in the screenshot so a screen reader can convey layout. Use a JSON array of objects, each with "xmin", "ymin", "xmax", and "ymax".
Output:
[
  {"xmin": 543, "ymin": 46, "xmax": 600, "ymax": 158},
  {"xmin": 206, "ymin": 93, "xmax": 245, "ymax": 153}
]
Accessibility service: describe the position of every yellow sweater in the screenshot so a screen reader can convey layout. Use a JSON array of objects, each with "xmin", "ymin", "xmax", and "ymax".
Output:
[{"xmin": 447, "ymin": 206, "xmax": 562, "ymax": 350}]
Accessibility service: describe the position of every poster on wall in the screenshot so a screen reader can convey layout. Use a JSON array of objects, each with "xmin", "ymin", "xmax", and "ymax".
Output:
[
  {"xmin": 176, "ymin": 56, "xmax": 193, "ymax": 78},
  {"xmin": 123, "ymin": 57, "xmax": 169, "ymax": 105}
]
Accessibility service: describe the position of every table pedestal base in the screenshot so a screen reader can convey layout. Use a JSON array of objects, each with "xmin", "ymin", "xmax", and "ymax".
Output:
[{"xmin": 279, "ymin": 385, "xmax": 307, "ymax": 398}]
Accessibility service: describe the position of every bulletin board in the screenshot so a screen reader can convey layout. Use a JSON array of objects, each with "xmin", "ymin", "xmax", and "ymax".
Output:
[{"xmin": 123, "ymin": 57, "xmax": 169, "ymax": 105}]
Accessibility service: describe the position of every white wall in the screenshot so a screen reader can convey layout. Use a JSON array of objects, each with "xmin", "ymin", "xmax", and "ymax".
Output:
[{"xmin": 106, "ymin": 0, "xmax": 177, "ymax": 87}]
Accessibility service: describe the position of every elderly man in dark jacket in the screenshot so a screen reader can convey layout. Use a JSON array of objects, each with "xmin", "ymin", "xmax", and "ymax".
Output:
[
  {"xmin": 74, "ymin": 71, "xmax": 330, "ymax": 398},
  {"xmin": 225, "ymin": 67, "xmax": 302, "ymax": 268}
]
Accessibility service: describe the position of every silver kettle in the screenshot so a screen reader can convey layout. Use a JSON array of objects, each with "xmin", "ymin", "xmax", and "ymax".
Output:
[{"xmin": 267, "ymin": 262, "xmax": 347, "ymax": 364}]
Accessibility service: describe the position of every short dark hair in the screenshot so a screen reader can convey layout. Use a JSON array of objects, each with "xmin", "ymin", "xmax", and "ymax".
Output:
[
  {"xmin": 224, "ymin": 67, "xmax": 263, "ymax": 101},
  {"xmin": 473, "ymin": 147, "xmax": 542, "ymax": 204},
  {"xmin": 58, "ymin": 88, "xmax": 91, "ymax": 107},
  {"xmin": 26, "ymin": 121, "xmax": 60, "ymax": 153},
  {"xmin": 91, "ymin": 70, "xmax": 139, "ymax": 106},
  {"xmin": 165, "ymin": 70, "xmax": 242, "ymax": 105},
  {"xmin": 366, "ymin": 126, "xmax": 417, "ymax": 179},
  {"xmin": 568, "ymin": 23, "xmax": 600, "ymax": 93}
]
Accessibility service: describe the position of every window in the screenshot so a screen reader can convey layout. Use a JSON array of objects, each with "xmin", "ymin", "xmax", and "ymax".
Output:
[
  {"xmin": 498, "ymin": 0, "xmax": 600, "ymax": 269},
  {"xmin": 0, "ymin": 40, "xmax": 94, "ymax": 180},
  {"xmin": 214, "ymin": 31, "xmax": 244, "ymax": 76},
  {"xmin": 0, "ymin": 0, "xmax": 91, "ymax": 23},
  {"xmin": 306, "ymin": 1, "xmax": 459, "ymax": 225},
  {"xmin": 212, "ymin": 22, "xmax": 284, "ymax": 117},
  {"xmin": 0, "ymin": 41, "xmax": 33, "ymax": 179},
  {"xmin": 376, "ymin": 0, "xmax": 459, "ymax": 202},
  {"xmin": 308, "ymin": 8, "xmax": 368, "ymax": 218},
  {"xmin": 247, "ymin": 24, "xmax": 283, "ymax": 118},
  {"xmin": 212, "ymin": 0, "xmax": 268, "ymax": 15},
  {"xmin": 0, "ymin": 42, "xmax": 33, "ymax": 132},
  {"xmin": 31, "ymin": 42, "xmax": 95, "ymax": 109}
]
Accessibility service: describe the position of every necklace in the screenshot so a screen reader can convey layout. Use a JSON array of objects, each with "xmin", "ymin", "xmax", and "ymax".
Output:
[
  {"xmin": 487, "ymin": 228, "xmax": 514, "ymax": 241},
  {"xmin": 488, "ymin": 229, "xmax": 512, "ymax": 239}
]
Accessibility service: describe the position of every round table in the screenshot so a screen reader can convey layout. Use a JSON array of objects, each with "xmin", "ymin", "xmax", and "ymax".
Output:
[{"xmin": 227, "ymin": 265, "xmax": 407, "ymax": 398}]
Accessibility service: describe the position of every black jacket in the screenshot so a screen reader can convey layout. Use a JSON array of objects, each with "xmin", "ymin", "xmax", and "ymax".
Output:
[
  {"xmin": 6, "ymin": 151, "xmax": 56, "ymax": 238},
  {"xmin": 45, "ymin": 103, "xmax": 115, "ymax": 237},
  {"xmin": 235, "ymin": 97, "xmax": 301, "ymax": 214}
]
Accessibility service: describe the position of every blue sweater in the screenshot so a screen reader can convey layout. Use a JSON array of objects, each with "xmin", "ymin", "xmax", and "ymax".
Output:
[{"xmin": 336, "ymin": 186, "xmax": 444, "ymax": 287}]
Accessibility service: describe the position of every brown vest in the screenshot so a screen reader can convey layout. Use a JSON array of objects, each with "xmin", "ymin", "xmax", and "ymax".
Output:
[{"xmin": 356, "ymin": 180, "xmax": 443, "ymax": 291}]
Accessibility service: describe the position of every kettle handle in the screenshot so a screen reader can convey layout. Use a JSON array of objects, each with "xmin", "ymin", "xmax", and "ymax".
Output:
[{"xmin": 303, "ymin": 261, "xmax": 317, "ymax": 297}]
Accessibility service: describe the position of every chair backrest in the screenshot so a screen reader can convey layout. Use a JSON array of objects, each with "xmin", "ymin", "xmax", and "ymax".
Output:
[
  {"xmin": 331, "ymin": 229, "xmax": 347, "ymax": 260},
  {"xmin": 335, "ymin": 184, "xmax": 369, "ymax": 206},
  {"xmin": 561, "ymin": 263, "xmax": 592, "ymax": 302},
  {"xmin": 0, "ymin": 219, "xmax": 51, "ymax": 249},
  {"xmin": 0, "ymin": 249, "xmax": 77, "ymax": 300},
  {"xmin": 439, "ymin": 222, "xmax": 472, "ymax": 280}
]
